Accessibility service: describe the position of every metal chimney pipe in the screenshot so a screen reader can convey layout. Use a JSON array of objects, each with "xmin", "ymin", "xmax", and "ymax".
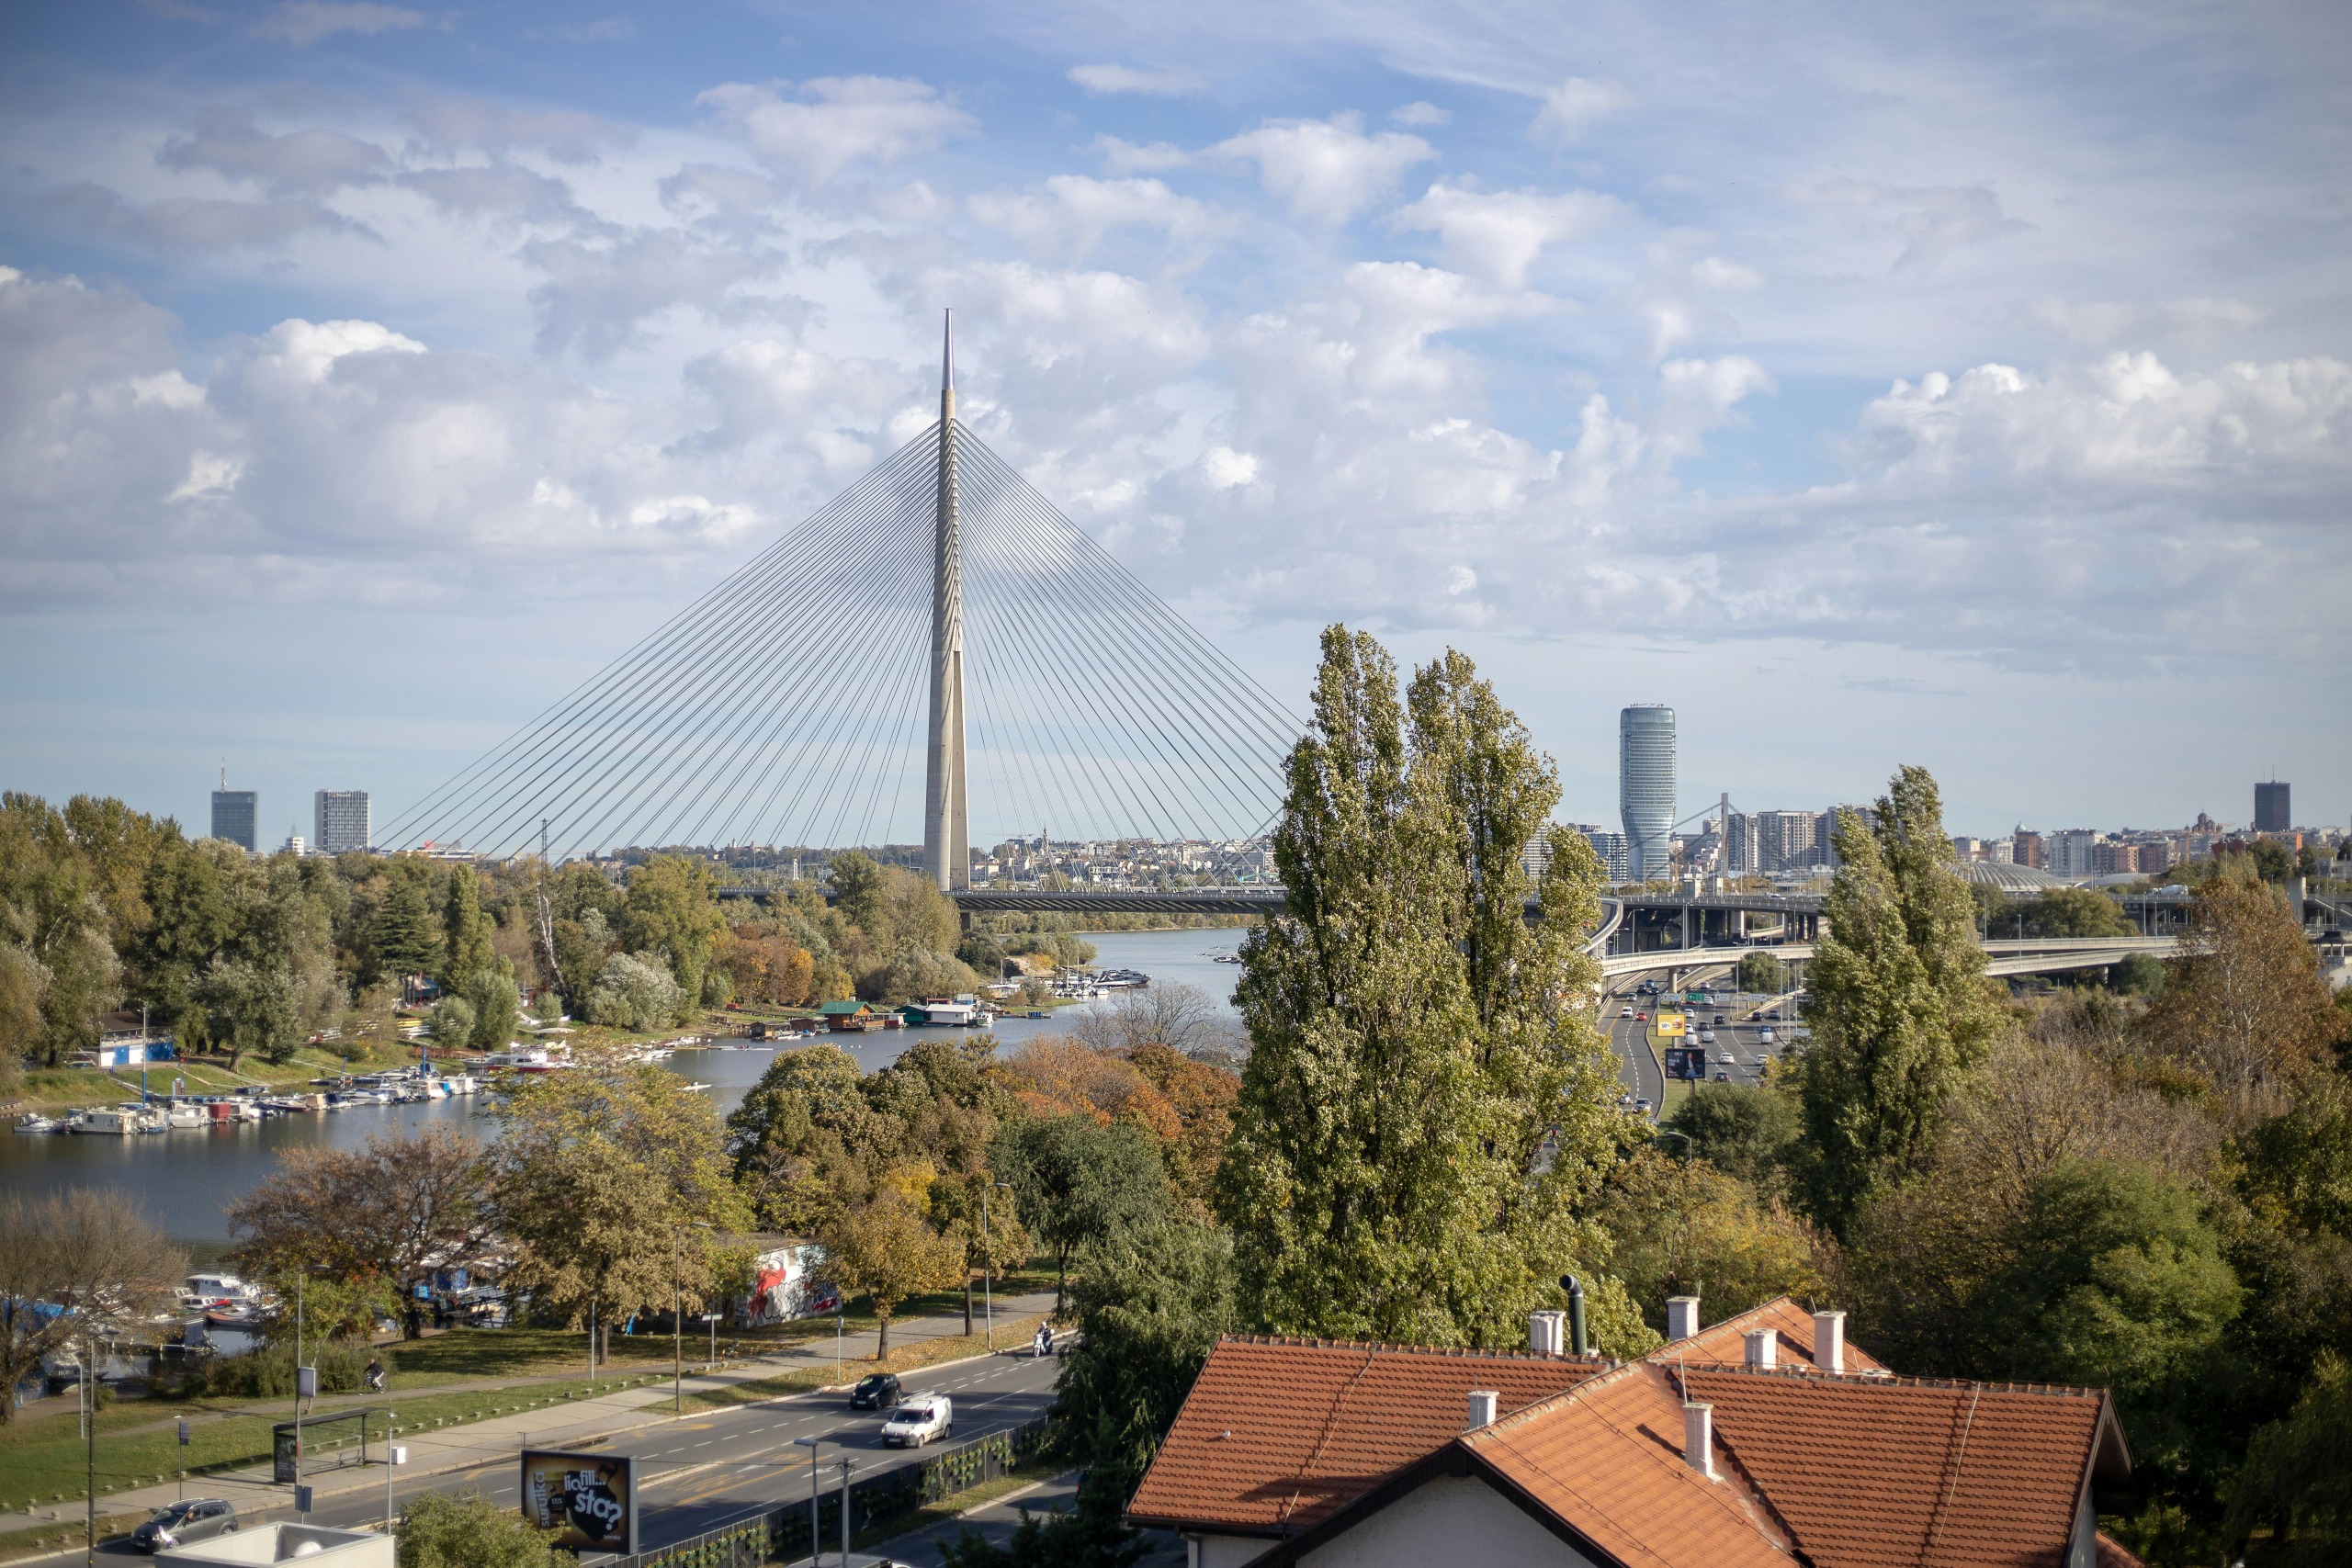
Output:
[
  {"xmin": 1683, "ymin": 1404, "xmax": 1715, "ymax": 1479},
  {"xmin": 1814, "ymin": 1310, "xmax": 1846, "ymax": 1375},
  {"xmin": 1466, "ymin": 1390, "xmax": 1498, "ymax": 1431},
  {"xmin": 1567, "ymin": 1277, "xmax": 1589, "ymax": 1356}
]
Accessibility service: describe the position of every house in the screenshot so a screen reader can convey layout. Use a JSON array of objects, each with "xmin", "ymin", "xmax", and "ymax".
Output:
[
  {"xmin": 818, "ymin": 1000, "xmax": 883, "ymax": 1032},
  {"xmin": 157, "ymin": 1524, "xmax": 391, "ymax": 1568},
  {"xmin": 1128, "ymin": 1296, "xmax": 2142, "ymax": 1568}
]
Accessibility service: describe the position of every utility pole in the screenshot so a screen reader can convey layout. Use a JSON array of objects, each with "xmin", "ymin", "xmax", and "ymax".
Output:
[
  {"xmin": 84, "ymin": 1340, "xmax": 95, "ymax": 1568},
  {"xmin": 922, "ymin": 309, "xmax": 969, "ymax": 893}
]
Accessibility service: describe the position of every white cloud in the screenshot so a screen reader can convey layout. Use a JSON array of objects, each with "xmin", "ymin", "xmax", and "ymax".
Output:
[
  {"xmin": 402, "ymin": 96, "xmax": 632, "ymax": 164},
  {"xmin": 1091, "ymin": 135, "xmax": 1189, "ymax": 175},
  {"xmin": 521, "ymin": 231, "xmax": 797, "ymax": 360},
  {"xmin": 1389, "ymin": 180, "xmax": 1620, "ymax": 288},
  {"xmin": 1531, "ymin": 77, "xmax": 1632, "ymax": 146},
  {"xmin": 1390, "ymin": 102, "xmax": 1450, "ymax": 128},
  {"xmin": 1210, "ymin": 113, "xmax": 1436, "ymax": 225},
  {"xmin": 250, "ymin": 2, "xmax": 424, "ymax": 47},
  {"xmin": 244, "ymin": 318, "xmax": 425, "ymax": 385},
  {"xmin": 158, "ymin": 107, "xmax": 393, "ymax": 194},
  {"xmin": 1067, "ymin": 63, "xmax": 1203, "ymax": 97},
  {"xmin": 168, "ymin": 451, "xmax": 245, "ymax": 502},
  {"xmin": 2016, "ymin": 295, "xmax": 2272, "ymax": 347},
  {"xmin": 1201, "ymin": 446, "xmax": 1259, "ymax": 489},
  {"xmin": 43, "ymin": 182, "xmax": 365, "ymax": 253},
  {"xmin": 1787, "ymin": 177, "xmax": 2034, "ymax": 272},
  {"xmin": 967, "ymin": 175, "xmax": 1229, "ymax": 260},
  {"xmin": 697, "ymin": 76, "xmax": 978, "ymax": 185}
]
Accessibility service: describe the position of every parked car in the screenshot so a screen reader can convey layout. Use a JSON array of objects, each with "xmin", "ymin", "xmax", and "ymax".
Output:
[
  {"xmin": 134, "ymin": 1501, "xmax": 237, "ymax": 1553},
  {"xmin": 849, "ymin": 1372, "xmax": 903, "ymax": 1411},
  {"xmin": 881, "ymin": 1394, "xmax": 953, "ymax": 1448}
]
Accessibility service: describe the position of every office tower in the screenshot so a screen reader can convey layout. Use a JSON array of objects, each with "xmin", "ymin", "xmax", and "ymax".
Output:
[
  {"xmin": 2014, "ymin": 829, "xmax": 2045, "ymax": 869},
  {"xmin": 1618, "ymin": 705, "xmax": 1676, "ymax": 882},
  {"xmin": 210, "ymin": 769, "xmax": 256, "ymax": 852},
  {"xmin": 314, "ymin": 790, "xmax": 371, "ymax": 854},
  {"xmin": 2255, "ymin": 781, "xmax": 2290, "ymax": 833}
]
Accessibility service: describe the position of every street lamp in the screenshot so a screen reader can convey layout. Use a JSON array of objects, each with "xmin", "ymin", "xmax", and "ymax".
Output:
[
  {"xmin": 981, "ymin": 1181, "xmax": 1012, "ymax": 1349},
  {"xmin": 792, "ymin": 1438, "xmax": 825, "ymax": 1566},
  {"xmin": 673, "ymin": 1221, "xmax": 714, "ymax": 1415}
]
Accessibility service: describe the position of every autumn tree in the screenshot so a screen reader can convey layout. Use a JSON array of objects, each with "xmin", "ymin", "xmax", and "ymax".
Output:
[
  {"xmin": 1789, "ymin": 766, "xmax": 2000, "ymax": 1238},
  {"xmin": 1595, "ymin": 1146, "xmax": 1823, "ymax": 1334},
  {"xmin": 226, "ymin": 1126, "xmax": 492, "ymax": 1337},
  {"xmin": 2140, "ymin": 875, "xmax": 2337, "ymax": 1119},
  {"xmin": 491, "ymin": 1066, "xmax": 744, "ymax": 1359},
  {"xmin": 818, "ymin": 1190, "xmax": 963, "ymax": 1358},
  {"xmin": 0, "ymin": 1188, "xmax": 182, "ymax": 1423},
  {"xmin": 1218, "ymin": 629, "xmax": 1640, "ymax": 1349}
]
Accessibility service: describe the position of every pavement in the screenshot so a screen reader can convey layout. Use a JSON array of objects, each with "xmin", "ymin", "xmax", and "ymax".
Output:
[{"xmin": 6, "ymin": 1292, "xmax": 1062, "ymax": 1563}]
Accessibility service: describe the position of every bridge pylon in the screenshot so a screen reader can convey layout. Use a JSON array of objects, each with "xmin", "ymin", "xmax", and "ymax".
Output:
[{"xmin": 923, "ymin": 309, "xmax": 969, "ymax": 891}]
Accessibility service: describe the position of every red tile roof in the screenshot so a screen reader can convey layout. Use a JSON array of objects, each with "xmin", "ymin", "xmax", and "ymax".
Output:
[
  {"xmin": 1129, "ymin": 1299, "xmax": 2130, "ymax": 1568},
  {"xmin": 1679, "ymin": 1367, "xmax": 2123, "ymax": 1567},
  {"xmin": 1124, "ymin": 1335, "xmax": 1608, "ymax": 1535}
]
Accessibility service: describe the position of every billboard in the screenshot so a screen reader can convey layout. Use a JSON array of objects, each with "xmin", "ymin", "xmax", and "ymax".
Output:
[
  {"xmin": 1654, "ymin": 1011, "xmax": 1687, "ymax": 1038},
  {"xmin": 521, "ymin": 1450, "xmax": 638, "ymax": 1554},
  {"xmin": 1664, "ymin": 1047, "xmax": 1706, "ymax": 1081}
]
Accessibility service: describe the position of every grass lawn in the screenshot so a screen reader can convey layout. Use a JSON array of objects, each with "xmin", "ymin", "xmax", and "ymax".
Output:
[{"xmin": 854, "ymin": 1460, "xmax": 1066, "ymax": 1551}]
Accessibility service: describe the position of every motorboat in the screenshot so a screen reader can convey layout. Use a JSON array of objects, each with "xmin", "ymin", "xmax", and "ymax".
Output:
[
  {"xmin": 71, "ymin": 1104, "xmax": 164, "ymax": 1134},
  {"xmin": 482, "ymin": 1044, "xmax": 570, "ymax": 1072},
  {"xmin": 13, "ymin": 1113, "xmax": 64, "ymax": 1134},
  {"xmin": 204, "ymin": 1303, "xmax": 266, "ymax": 1328},
  {"xmin": 164, "ymin": 1103, "xmax": 206, "ymax": 1129}
]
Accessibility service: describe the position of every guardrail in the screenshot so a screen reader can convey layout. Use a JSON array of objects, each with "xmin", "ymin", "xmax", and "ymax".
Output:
[{"xmin": 599, "ymin": 1417, "xmax": 1053, "ymax": 1568}]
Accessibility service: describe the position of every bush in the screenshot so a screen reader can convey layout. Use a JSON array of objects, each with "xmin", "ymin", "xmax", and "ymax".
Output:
[
  {"xmin": 429, "ymin": 997, "xmax": 477, "ymax": 1044},
  {"xmin": 190, "ymin": 1339, "xmax": 372, "ymax": 1399},
  {"xmin": 398, "ymin": 1488, "xmax": 573, "ymax": 1568},
  {"xmin": 585, "ymin": 953, "xmax": 682, "ymax": 1031},
  {"xmin": 463, "ymin": 963, "xmax": 521, "ymax": 1050}
]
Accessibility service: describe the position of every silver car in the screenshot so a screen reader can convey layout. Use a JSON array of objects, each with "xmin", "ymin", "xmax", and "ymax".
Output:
[{"xmin": 134, "ymin": 1500, "xmax": 238, "ymax": 1553}]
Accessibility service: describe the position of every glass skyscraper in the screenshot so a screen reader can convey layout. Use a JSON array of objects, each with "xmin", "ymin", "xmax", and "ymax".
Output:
[
  {"xmin": 314, "ymin": 790, "xmax": 371, "ymax": 854},
  {"xmin": 1618, "ymin": 705, "xmax": 1676, "ymax": 883},
  {"xmin": 210, "ymin": 784, "xmax": 257, "ymax": 851}
]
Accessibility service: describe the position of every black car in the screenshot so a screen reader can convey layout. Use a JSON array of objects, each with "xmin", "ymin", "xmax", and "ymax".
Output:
[
  {"xmin": 849, "ymin": 1372, "xmax": 902, "ymax": 1411},
  {"xmin": 134, "ymin": 1500, "xmax": 238, "ymax": 1553}
]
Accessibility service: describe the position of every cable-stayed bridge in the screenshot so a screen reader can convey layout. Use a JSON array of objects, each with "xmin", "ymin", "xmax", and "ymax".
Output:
[{"xmin": 381, "ymin": 315, "xmax": 1298, "ymax": 881}]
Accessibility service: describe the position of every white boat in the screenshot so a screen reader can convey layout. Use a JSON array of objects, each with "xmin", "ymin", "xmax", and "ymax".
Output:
[
  {"xmin": 482, "ymin": 1045, "xmax": 569, "ymax": 1072},
  {"xmin": 13, "ymin": 1113, "xmax": 63, "ymax": 1134},
  {"xmin": 71, "ymin": 1104, "xmax": 159, "ymax": 1135},
  {"xmin": 680, "ymin": 1081, "xmax": 714, "ymax": 1093},
  {"xmin": 164, "ymin": 1103, "xmax": 205, "ymax": 1129}
]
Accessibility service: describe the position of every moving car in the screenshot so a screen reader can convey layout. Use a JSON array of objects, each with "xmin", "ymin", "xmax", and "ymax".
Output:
[
  {"xmin": 1634, "ymin": 1011, "xmax": 1648, "ymax": 1022},
  {"xmin": 134, "ymin": 1501, "xmax": 237, "ymax": 1553},
  {"xmin": 881, "ymin": 1394, "xmax": 953, "ymax": 1448},
  {"xmin": 1716, "ymin": 1050, "xmax": 1735, "ymax": 1064},
  {"xmin": 1713, "ymin": 1014, "xmax": 1726, "ymax": 1026},
  {"xmin": 1699, "ymin": 1030, "xmax": 1716, "ymax": 1043},
  {"xmin": 1619, "ymin": 1006, "xmax": 1634, "ymax": 1019},
  {"xmin": 1759, "ymin": 1027, "xmax": 1776, "ymax": 1044},
  {"xmin": 849, "ymin": 1372, "xmax": 903, "ymax": 1411},
  {"xmin": 1713, "ymin": 1070, "xmax": 1731, "ymax": 1082}
]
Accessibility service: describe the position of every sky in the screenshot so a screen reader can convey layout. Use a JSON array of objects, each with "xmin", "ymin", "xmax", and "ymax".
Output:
[{"xmin": 1, "ymin": 0, "xmax": 2346, "ymax": 848}]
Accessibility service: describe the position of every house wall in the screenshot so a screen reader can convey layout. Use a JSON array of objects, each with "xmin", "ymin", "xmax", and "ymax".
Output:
[
  {"xmin": 1192, "ymin": 1534, "xmax": 1272, "ymax": 1568},
  {"xmin": 1293, "ymin": 1477, "xmax": 1594, "ymax": 1567},
  {"xmin": 2069, "ymin": 1489, "xmax": 2098, "ymax": 1568}
]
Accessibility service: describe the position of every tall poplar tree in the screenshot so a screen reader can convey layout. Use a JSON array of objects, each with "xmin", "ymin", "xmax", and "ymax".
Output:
[
  {"xmin": 438, "ymin": 866, "xmax": 494, "ymax": 991},
  {"xmin": 1218, "ymin": 627, "xmax": 1648, "ymax": 1351},
  {"xmin": 1792, "ymin": 765, "xmax": 1999, "ymax": 1238}
]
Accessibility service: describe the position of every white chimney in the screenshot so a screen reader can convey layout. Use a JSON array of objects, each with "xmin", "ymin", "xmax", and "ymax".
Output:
[
  {"xmin": 1667, "ymin": 1295, "xmax": 1701, "ymax": 1341},
  {"xmin": 1815, "ymin": 1310, "xmax": 1846, "ymax": 1374},
  {"xmin": 1466, "ymin": 1390, "xmax": 1498, "ymax": 1430},
  {"xmin": 1682, "ymin": 1403, "xmax": 1716, "ymax": 1479},
  {"xmin": 1529, "ymin": 1310, "xmax": 1565, "ymax": 1356},
  {"xmin": 1743, "ymin": 1328, "xmax": 1777, "ymax": 1370}
]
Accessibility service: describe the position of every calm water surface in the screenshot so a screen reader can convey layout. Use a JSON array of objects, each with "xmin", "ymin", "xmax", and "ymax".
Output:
[{"xmin": 0, "ymin": 929, "xmax": 1244, "ymax": 1241}]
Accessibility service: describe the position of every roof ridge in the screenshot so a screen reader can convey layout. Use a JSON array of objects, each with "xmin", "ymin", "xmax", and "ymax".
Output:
[
  {"xmin": 1219, "ymin": 1332, "xmax": 1609, "ymax": 1364},
  {"xmin": 1681, "ymin": 1365, "xmax": 2111, "ymax": 1400}
]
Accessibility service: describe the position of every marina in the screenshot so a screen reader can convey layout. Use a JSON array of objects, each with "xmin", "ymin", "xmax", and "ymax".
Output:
[{"xmin": 0, "ymin": 929, "xmax": 1244, "ymax": 1241}]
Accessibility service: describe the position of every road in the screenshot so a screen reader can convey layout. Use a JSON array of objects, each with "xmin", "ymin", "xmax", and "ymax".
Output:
[
  {"xmin": 1602, "ymin": 987, "xmax": 1805, "ymax": 1120},
  {"xmin": 86, "ymin": 1348, "xmax": 1066, "ymax": 1561}
]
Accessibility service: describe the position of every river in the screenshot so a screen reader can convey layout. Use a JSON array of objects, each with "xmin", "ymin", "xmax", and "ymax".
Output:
[{"xmin": 0, "ymin": 930, "xmax": 1246, "ymax": 1244}]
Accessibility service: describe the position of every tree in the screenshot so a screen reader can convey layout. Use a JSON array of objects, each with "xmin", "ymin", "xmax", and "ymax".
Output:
[
  {"xmin": 1663, "ymin": 1082, "xmax": 1800, "ymax": 1190},
  {"xmin": 1065, "ymin": 982, "xmax": 1236, "ymax": 1058},
  {"xmin": 0, "ymin": 792, "xmax": 122, "ymax": 1067},
  {"xmin": 1790, "ymin": 766, "xmax": 1999, "ymax": 1238},
  {"xmin": 1596, "ymin": 1147, "xmax": 1823, "ymax": 1334},
  {"xmin": 585, "ymin": 953, "xmax": 681, "ymax": 1031},
  {"xmin": 2011, "ymin": 886, "xmax": 2132, "ymax": 939},
  {"xmin": 926, "ymin": 1171, "xmax": 1031, "ymax": 1332},
  {"xmin": 439, "ymin": 867, "xmax": 494, "ymax": 991},
  {"xmin": 2141, "ymin": 876, "xmax": 2337, "ymax": 1118},
  {"xmin": 1219, "ymin": 628, "xmax": 1632, "ymax": 1348},
  {"xmin": 491, "ymin": 1066, "xmax": 743, "ymax": 1355},
  {"xmin": 1736, "ymin": 950, "xmax": 1788, "ymax": 995},
  {"xmin": 0, "ymin": 1188, "xmax": 183, "ymax": 1423},
  {"xmin": 993, "ymin": 1114, "xmax": 1169, "ymax": 1311},
  {"xmin": 226, "ymin": 1127, "xmax": 492, "ymax": 1337},
  {"xmin": 463, "ymin": 960, "xmax": 522, "ymax": 1051},
  {"xmin": 621, "ymin": 856, "xmax": 725, "ymax": 1020},
  {"xmin": 370, "ymin": 866, "xmax": 439, "ymax": 982},
  {"xmin": 198, "ymin": 953, "xmax": 302, "ymax": 1066},
  {"xmin": 817, "ymin": 1190, "xmax": 963, "ymax": 1359},
  {"xmin": 429, "ymin": 995, "xmax": 477, "ymax": 1045},
  {"xmin": 2226, "ymin": 1351, "xmax": 2352, "ymax": 1564},
  {"xmin": 398, "ymin": 1488, "xmax": 572, "ymax": 1568}
]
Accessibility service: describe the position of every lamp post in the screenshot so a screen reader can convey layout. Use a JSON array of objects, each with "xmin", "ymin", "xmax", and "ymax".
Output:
[
  {"xmin": 673, "ymin": 1222, "xmax": 714, "ymax": 1414},
  {"xmin": 792, "ymin": 1438, "xmax": 823, "ymax": 1566},
  {"xmin": 981, "ymin": 1181, "xmax": 1011, "ymax": 1349}
]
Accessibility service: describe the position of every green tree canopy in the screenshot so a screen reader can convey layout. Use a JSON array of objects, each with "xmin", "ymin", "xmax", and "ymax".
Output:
[
  {"xmin": 398, "ymin": 1488, "xmax": 573, "ymax": 1568},
  {"xmin": 1790, "ymin": 766, "xmax": 1999, "ymax": 1237},
  {"xmin": 439, "ymin": 866, "xmax": 494, "ymax": 990},
  {"xmin": 1664, "ymin": 1082, "xmax": 1801, "ymax": 1190},
  {"xmin": 993, "ymin": 1113, "xmax": 1170, "ymax": 1311},
  {"xmin": 1218, "ymin": 627, "xmax": 1631, "ymax": 1347},
  {"xmin": 620, "ymin": 855, "xmax": 724, "ymax": 1020}
]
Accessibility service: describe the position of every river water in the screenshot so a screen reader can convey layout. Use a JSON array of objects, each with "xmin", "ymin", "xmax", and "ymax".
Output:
[{"xmin": 0, "ymin": 930, "xmax": 1246, "ymax": 1243}]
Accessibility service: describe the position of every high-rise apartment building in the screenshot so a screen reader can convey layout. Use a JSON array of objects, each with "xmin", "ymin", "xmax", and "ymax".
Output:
[
  {"xmin": 2255, "ymin": 781, "xmax": 2291, "ymax": 833},
  {"xmin": 1618, "ymin": 705, "xmax": 1676, "ymax": 882},
  {"xmin": 2050, "ymin": 829, "xmax": 2101, "ymax": 878},
  {"xmin": 210, "ymin": 773, "xmax": 256, "ymax": 852},
  {"xmin": 314, "ymin": 790, "xmax": 371, "ymax": 854},
  {"xmin": 1573, "ymin": 825, "xmax": 1631, "ymax": 884},
  {"xmin": 1723, "ymin": 813, "xmax": 1758, "ymax": 875},
  {"xmin": 1754, "ymin": 810, "xmax": 1820, "ymax": 874},
  {"xmin": 2013, "ymin": 829, "xmax": 2045, "ymax": 869}
]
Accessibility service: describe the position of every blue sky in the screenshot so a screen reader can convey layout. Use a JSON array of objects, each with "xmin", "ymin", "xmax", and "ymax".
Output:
[{"xmin": 1, "ymin": 0, "xmax": 2346, "ymax": 846}]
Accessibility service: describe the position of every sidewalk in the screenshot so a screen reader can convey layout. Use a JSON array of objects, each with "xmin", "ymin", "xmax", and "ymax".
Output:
[{"xmin": 2, "ymin": 1292, "xmax": 1059, "ymax": 1553}]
